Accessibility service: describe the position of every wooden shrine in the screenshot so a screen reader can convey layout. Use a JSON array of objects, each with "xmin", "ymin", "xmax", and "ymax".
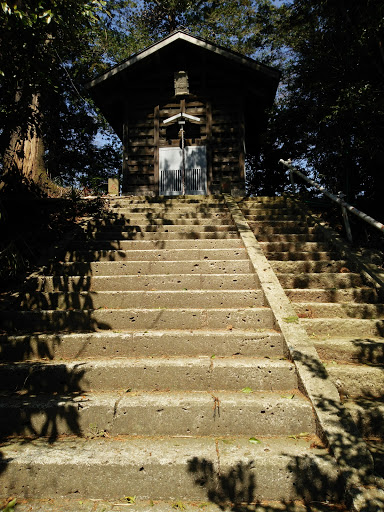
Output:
[{"xmin": 86, "ymin": 30, "xmax": 280, "ymax": 196}]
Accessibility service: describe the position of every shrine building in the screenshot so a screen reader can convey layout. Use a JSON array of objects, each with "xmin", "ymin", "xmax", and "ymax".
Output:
[{"xmin": 86, "ymin": 30, "xmax": 280, "ymax": 196}]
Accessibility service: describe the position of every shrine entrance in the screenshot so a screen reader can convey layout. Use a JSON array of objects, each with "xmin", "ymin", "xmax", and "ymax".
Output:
[
  {"xmin": 159, "ymin": 146, "xmax": 207, "ymax": 196},
  {"xmin": 159, "ymin": 111, "xmax": 207, "ymax": 196}
]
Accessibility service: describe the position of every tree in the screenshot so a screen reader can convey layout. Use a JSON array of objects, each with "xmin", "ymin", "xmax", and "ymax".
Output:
[
  {"xmin": 0, "ymin": 0, "xmax": 115, "ymax": 194},
  {"xmin": 0, "ymin": 0, "xmax": 283, "ymax": 196},
  {"xmin": 108, "ymin": 0, "xmax": 279, "ymax": 61},
  {"xmin": 273, "ymin": 0, "xmax": 384, "ymax": 205}
]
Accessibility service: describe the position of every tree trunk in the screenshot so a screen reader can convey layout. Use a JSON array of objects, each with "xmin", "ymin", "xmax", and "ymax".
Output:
[{"xmin": 1, "ymin": 90, "xmax": 49, "ymax": 194}]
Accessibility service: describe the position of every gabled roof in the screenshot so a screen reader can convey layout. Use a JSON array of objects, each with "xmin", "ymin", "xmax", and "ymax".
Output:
[
  {"xmin": 85, "ymin": 30, "xmax": 280, "ymax": 141},
  {"xmin": 86, "ymin": 29, "xmax": 280, "ymax": 90}
]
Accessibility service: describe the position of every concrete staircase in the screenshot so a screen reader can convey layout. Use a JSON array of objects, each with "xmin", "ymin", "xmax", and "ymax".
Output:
[
  {"xmin": 239, "ymin": 196, "xmax": 384, "ymax": 481},
  {"xmin": 0, "ymin": 196, "xmax": 341, "ymax": 506}
]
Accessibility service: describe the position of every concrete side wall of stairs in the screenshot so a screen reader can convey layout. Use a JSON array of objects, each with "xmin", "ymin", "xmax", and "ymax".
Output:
[{"xmin": 236, "ymin": 195, "xmax": 384, "ymax": 510}]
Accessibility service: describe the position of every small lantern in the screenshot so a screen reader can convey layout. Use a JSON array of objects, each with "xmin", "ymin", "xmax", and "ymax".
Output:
[{"xmin": 174, "ymin": 71, "xmax": 189, "ymax": 96}]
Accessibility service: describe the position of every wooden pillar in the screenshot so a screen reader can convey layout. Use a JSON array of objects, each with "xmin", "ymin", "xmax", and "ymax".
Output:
[
  {"xmin": 154, "ymin": 105, "xmax": 160, "ymax": 194},
  {"xmin": 238, "ymin": 103, "xmax": 246, "ymax": 182},
  {"xmin": 206, "ymin": 100, "xmax": 213, "ymax": 194},
  {"xmin": 122, "ymin": 121, "xmax": 129, "ymax": 194}
]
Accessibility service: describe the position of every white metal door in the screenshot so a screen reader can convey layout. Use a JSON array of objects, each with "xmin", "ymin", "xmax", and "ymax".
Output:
[{"xmin": 159, "ymin": 146, "xmax": 207, "ymax": 195}]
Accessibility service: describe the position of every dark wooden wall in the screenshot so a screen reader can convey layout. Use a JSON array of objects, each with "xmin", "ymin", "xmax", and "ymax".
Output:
[{"xmin": 122, "ymin": 90, "xmax": 246, "ymax": 196}]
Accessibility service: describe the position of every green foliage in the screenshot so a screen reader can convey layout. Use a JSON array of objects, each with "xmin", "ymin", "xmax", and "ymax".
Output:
[
  {"xmin": 3, "ymin": 0, "xmax": 381, "ymax": 212},
  {"xmin": 172, "ymin": 501, "xmax": 186, "ymax": 510},
  {"xmin": 272, "ymin": 0, "xmax": 384, "ymax": 205},
  {"xmin": 0, "ymin": 0, "xmax": 121, "ymax": 192},
  {"xmin": 283, "ymin": 315, "xmax": 299, "ymax": 324},
  {"xmin": 0, "ymin": 498, "xmax": 17, "ymax": 512},
  {"xmin": 0, "ymin": 199, "xmax": 27, "ymax": 281},
  {"xmin": 108, "ymin": 1, "xmax": 278, "ymax": 61},
  {"xmin": 0, "ymin": 196, "xmax": 106, "ymax": 286}
]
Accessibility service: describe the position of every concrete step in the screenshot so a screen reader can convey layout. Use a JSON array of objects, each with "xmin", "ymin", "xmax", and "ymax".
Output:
[
  {"xmin": 247, "ymin": 220, "xmax": 311, "ymax": 228},
  {"xmin": 313, "ymin": 336, "xmax": 384, "ymax": 365},
  {"xmin": 238, "ymin": 197, "xmax": 384, "ymax": 490},
  {"xmin": 91, "ymin": 230, "xmax": 240, "ymax": 241},
  {"xmin": 0, "ymin": 498, "xmax": 348, "ymax": 512},
  {"xmin": 66, "ymin": 239, "xmax": 245, "ymax": 250},
  {"xmin": 91, "ymin": 224, "xmax": 236, "ymax": 233},
  {"xmin": 0, "ymin": 306, "xmax": 275, "ymax": 332},
  {"xmin": 248, "ymin": 223, "xmax": 317, "ymax": 235},
  {"xmin": 108, "ymin": 204, "xmax": 228, "ymax": 213},
  {"xmin": 0, "ymin": 390, "xmax": 315, "ymax": 438},
  {"xmin": 0, "ymin": 329, "xmax": 285, "ymax": 361},
  {"xmin": 300, "ymin": 317, "xmax": 384, "ymax": 337},
  {"xmin": 44, "ymin": 260, "xmax": 253, "ymax": 276},
  {"xmin": 255, "ymin": 233, "xmax": 322, "ymax": 242},
  {"xmin": 96, "ymin": 217, "xmax": 236, "ymax": 227},
  {"xmin": 294, "ymin": 302, "xmax": 384, "ymax": 319},
  {"xmin": 0, "ymin": 436, "xmax": 340, "ymax": 502},
  {"xmin": 259, "ymin": 241, "xmax": 329, "ymax": 252},
  {"xmin": 266, "ymin": 252, "xmax": 338, "ymax": 261},
  {"xmin": 243, "ymin": 213, "xmax": 305, "ymax": 220},
  {"xmin": 0, "ymin": 357, "xmax": 297, "ymax": 393},
  {"xmin": 366, "ymin": 438, "xmax": 384, "ymax": 478},
  {"xmin": 106, "ymin": 212, "xmax": 234, "ymax": 222},
  {"xmin": 277, "ymin": 273, "xmax": 364, "ymax": 289},
  {"xmin": 240, "ymin": 197, "xmax": 291, "ymax": 206},
  {"xmin": 27, "ymin": 273, "xmax": 259, "ymax": 292},
  {"xmin": 17, "ymin": 290, "xmax": 265, "ymax": 311},
  {"xmin": 0, "ymin": 195, "xmax": 348, "ymax": 506},
  {"xmin": 110, "ymin": 196, "xmax": 226, "ymax": 205},
  {"xmin": 60, "ymin": 248, "xmax": 248, "ymax": 262},
  {"xmin": 286, "ymin": 288, "xmax": 380, "ymax": 303},
  {"xmin": 327, "ymin": 363, "xmax": 384, "ymax": 399},
  {"xmin": 344, "ymin": 399, "xmax": 384, "ymax": 438},
  {"xmin": 271, "ymin": 260, "xmax": 348, "ymax": 273}
]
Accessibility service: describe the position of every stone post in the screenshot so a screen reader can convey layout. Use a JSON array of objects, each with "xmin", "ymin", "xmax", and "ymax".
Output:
[{"xmin": 108, "ymin": 178, "xmax": 119, "ymax": 196}]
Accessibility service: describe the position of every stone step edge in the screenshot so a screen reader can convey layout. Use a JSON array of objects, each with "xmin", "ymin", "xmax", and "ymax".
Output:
[
  {"xmin": 60, "ymin": 247, "xmax": 248, "ymax": 254},
  {"xmin": 0, "ymin": 357, "xmax": 298, "ymax": 393},
  {"xmin": 46, "ymin": 259, "xmax": 252, "ymax": 266},
  {"xmin": 0, "ymin": 390, "xmax": 315, "ymax": 437},
  {"xmin": 224, "ymin": 194, "xmax": 378, "ymax": 512},
  {"xmin": 26, "ymin": 273, "xmax": 260, "ymax": 286},
  {"xmin": 343, "ymin": 399, "xmax": 384, "ymax": 438},
  {"xmin": 0, "ymin": 306, "xmax": 272, "ymax": 314},
  {"xmin": 299, "ymin": 317, "xmax": 384, "ymax": 336},
  {"xmin": 88, "ymin": 224, "xmax": 236, "ymax": 230},
  {"xmin": 313, "ymin": 336, "xmax": 384, "ymax": 364},
  {"xmin": 293, "ymin": 301, "xmax": 384, "ymax": 313},
  {"xmin": 0, "ymin": 329, "xmax": 284, "ymax": 361},
  {"xmin": 0, "ymin": 355, "xmax": 292, "ymax": 367},
  {"xmin": 16, "ymin": 289, "xmax": 264, "ymax": 298},
  {"xmin": 66, "ymin": 238, "xmax": 245, "ymax": 246},
  {"xmin": 0, "ymin": 498, "xmax": 341, "ymax": 512},
  {"xmin": 290, "ymin": 197, "xmax": 384, "ymax": 294},
  {"xmin": 90, "ymin": 233, "xmax": 241, "ymax": 240},
  {"xmin": 270, "ymin": 260, "xmax": 349, "ymax": 268},
  {"xmin": 0, "ymin": 436, "xmax": 340, "ymax": 502},
  {"xmin": 0, "ymin": 327, "xmax": 281, "ymax": 340},
  {"xmin": 0, "ymin": 308, "xmax": 276, "ymax": 333}
]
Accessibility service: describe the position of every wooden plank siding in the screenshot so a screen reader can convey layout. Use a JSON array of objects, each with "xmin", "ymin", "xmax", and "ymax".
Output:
[{"xmin": 122, "ymin": 93, "xmax": 245, "ymax": 196}]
